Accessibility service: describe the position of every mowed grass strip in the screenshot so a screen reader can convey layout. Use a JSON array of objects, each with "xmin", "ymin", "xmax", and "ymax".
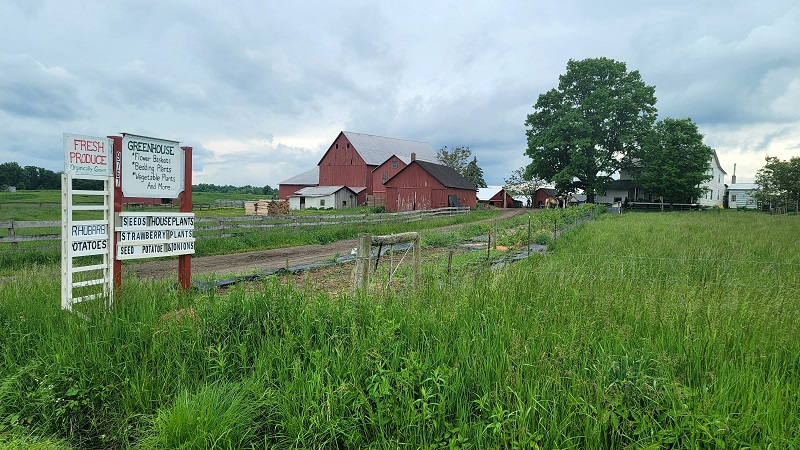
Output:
[{"xmin": 0, "ymin": 210, "xmax": 797, "ymax": 449}]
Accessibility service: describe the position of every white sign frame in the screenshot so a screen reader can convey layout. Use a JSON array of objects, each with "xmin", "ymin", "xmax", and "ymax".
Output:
[
  {"xmin": 63, "ymin": 133, "xmax": 112, "ymax": 177},
  {"xmin": 120, "ymin": 133, "xmax": 184, "ymax": 198},
  {"xmin": 115, "ymin": 212, "xmax": 195, "ymax": 260},
  {"xmin": 61, "ymin": 172, "xmax": 114, "ymax": 312}
]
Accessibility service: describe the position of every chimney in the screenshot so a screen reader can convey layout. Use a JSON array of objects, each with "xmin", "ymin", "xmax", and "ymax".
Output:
[
  {"xmin": 731, "ymin": 163, "xmax": 737, "ymax": 184},
  {"xmin": 411, "ymin": 152, "xmax": 416, "ymax": 161}
]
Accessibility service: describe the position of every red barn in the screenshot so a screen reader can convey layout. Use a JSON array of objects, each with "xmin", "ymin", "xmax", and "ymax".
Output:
[
  {"xmin": 371, "ymin": 154, "xmax": 411, "ymax": 200},
  {"xmin": 534, "ymin": 187, "xmax": 559, "ymax": 208},
  {"xmin": 477, "ymin": 187, "xmax": 516, "ymax": 208},
  {"xmin": 317, "ymin": 131, "xmax": 438, "ymax": 204},
  {"xmin": 278, "ymin": 167, "xmax": 318, "ymax": 200},
  {"xmin": 384, "ymin": 158, "xmax": 477, "ymax": 212}
]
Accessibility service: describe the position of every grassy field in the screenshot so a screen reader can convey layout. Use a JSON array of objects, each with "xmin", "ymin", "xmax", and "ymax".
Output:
[
  {"xmin": 1, "ymin": 209, "xmax": 798, "ymax": 449},
  {"xmin": 0, "ymin": 188, "xmax": 502, "ymax": 273}
]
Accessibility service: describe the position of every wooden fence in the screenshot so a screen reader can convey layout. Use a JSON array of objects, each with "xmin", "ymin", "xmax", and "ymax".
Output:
[{"xmin": 0, "ymin": 207, "xmax": 469, "ymax": 249}]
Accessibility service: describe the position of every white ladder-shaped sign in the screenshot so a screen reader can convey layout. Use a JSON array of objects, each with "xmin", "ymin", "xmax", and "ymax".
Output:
[{"xmin": 61, "ymin": 172, "xmax": 114, "ymax": 312}]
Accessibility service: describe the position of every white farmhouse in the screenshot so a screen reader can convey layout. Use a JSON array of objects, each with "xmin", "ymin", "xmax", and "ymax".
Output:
[
  {"xmin": 595, "ymin": 150, "xmax": 727, "ymax": 207},
  {"xmin": 697, "ymin": 150, "xmax": 727, "ymax": 208}
]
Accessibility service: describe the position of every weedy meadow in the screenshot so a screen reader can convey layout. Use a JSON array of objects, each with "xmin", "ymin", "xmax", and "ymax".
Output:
[{"xmin": 1, "ymin": 208, "xmax": 798, "ymax": 449}]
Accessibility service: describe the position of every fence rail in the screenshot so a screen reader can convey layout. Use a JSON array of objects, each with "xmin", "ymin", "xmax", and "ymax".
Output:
[{"xmin": 0, "ymin": 207, "xmax": 469, "ymax": 248}]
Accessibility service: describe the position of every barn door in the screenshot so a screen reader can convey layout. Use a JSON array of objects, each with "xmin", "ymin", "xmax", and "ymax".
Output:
[{"xmin": 448, "ymin": 195, "xmax": 461, "ymax": 207}]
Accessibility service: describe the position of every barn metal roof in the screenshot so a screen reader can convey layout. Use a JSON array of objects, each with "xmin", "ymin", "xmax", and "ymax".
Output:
[
  {"xmin": 279, "ymin": 167, "xmax": 319, "ymax": 185},
  {"xmin": 342, "ymin": 131, "xmax": 438, "ymax": 166},
  {"xmin": 414, "ymin": 160, "xmax": 477, "ymax": 190},
  {"xmin": 477, "ymin": 187, "xmax": 504, "ymax": 200},
  {"xmin": 292, "ymin": 186, "xmax": 355, "ymax": 197}
]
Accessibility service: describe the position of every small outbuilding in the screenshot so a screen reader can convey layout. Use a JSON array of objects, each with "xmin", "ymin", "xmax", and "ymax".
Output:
[
  {"xmin": 533, "ymin": 187, "xmax": 559, "ymax": 208},
  {"xmin": 477, "ymin": 187, "xmax": 516, "ymax": 208},
  {"xmin": 289, "ymin": 186, "xmax": 359, "ymax": 210},
  {"xmin": 727, "ymin": 183, "xmax": 759, "ymax": 209},
  {"xmin": 384, "ymin": 158, "xmax": 477, "ymax": 212}
]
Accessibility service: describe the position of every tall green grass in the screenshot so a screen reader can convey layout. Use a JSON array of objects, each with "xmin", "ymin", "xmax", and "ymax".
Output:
[{"xmin": 1, "ymin": 210, "xmax": 798, "ymax": 448}]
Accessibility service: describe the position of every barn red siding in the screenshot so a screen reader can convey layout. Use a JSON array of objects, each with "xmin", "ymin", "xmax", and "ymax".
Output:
[
  {"xmin": 279, "ymin": 184, "xmax": 312, "ymax": 200},
  {"xmin": 371, "ymin": 156, "xmax": 408, "ymax": 198},
  {"xmin": 318, "ymin": 134, "xmax": 372, "ymax": 192},
  {"xmin": 384, "ymin": 163, "xmax": 476, "ymax": 212},
  {"xmin": 479, "ymin": 190, "xmax": 515, "ymax": 208},
  {"xmin": 534, "ymin": 189, "xmax": 557, "ymax": 208}
]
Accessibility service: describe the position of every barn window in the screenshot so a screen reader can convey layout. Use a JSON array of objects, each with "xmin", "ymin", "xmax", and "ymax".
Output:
[
  {"xmin": 392, "ymin": 160, "xmax": 398, "ymax": 168},
  {"xmin": 335, "ymin": 143, "xmax": 338, "ymax": 149},
  {"xmin": 320, "ymin": 199, "xmax": 326, "ymax": 207},
  {"xmin": 347, "ymin": 143, "xmax": 350, "ymax": 148},
  {"xmin": 732, "ymin": 194, "xmax": 737, "ymax": 202},
  {"xmin": 382, "ymin": 172, "xmax": 388, "ymax": 183}
]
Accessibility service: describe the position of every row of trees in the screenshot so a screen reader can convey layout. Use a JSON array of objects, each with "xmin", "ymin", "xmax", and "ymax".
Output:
[
  {"xmin": 0, "ymin": 162, "xmax": 62, "ymax": 191},
  {"xmin": 523, "ymin": 57, "xmax": 714, "ymax": 204},
  {"xmin": 0, "ymin": 162, "xmax": 280, "ymax": 197},
  {"xmin": 193, "ymin": 183, "xmax": 278, "ymax": 196}
]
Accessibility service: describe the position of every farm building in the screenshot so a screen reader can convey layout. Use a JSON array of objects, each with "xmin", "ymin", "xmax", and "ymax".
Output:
[
  {"xmin": 534, "ymin": 187, "xmax": 559, "ymax": 208},
  {"xmin": 371, "ymin": 154, "xmax": 413, "ymax": 203},
  {"xmin": 595, "ymin": 150, "xmax": 728, "ymax": 207},
  {"xmin": 477, "ymin": 187, "xmax": 516, "ymax": 208},
  {"xmin": 316, "ymin": 131, "xmax": 437, "ymax": 204},
  {"xmin": 288, "ymin": 186, "xmax": 359, "ymax": 210},
  {"xmin": 278, "ymin": 167, "xmax": 319, "ymax": 200},
  {"xmin": 278, "ymin": 131, "xmax": 439, "ymax": 206},
  {"xmin": 384, "ymin": 158, "xmax": 477, "ymax": 212},
  {"xmin": 697, "ymin": 150, "xmax": 727, "ymax": 208},
  {"xmin": 727, "ymin": 183, "xmax": 759, "ymax": 209}
]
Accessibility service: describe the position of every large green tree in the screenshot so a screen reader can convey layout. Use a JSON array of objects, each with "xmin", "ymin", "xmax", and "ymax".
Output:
[
  {"xmin": 524, "ymin": 57, "xmax": 657, "ymax": 202},
  {"xmin": 462, "ymin": 157, "xmax": 487, "ymax": 188},
  {"xmin": 626, "ymin": 118, "xmax": 714, "ymax": 204},
  {"xmin": 754, "ymin": 156, "xmax": 800, "ymax": 211}
]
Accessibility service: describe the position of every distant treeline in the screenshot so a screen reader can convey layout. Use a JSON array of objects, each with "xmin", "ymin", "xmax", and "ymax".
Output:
[
  {"xmin": 193, "ymin": 183, "xmax": 278, "ymax": 196},
  {"xmin": 0, "ymin": 162, "xmax": 278, "ymax": 196},
  {"xmin": 0, "ymin": 162, "xmax": 61, "ymax": 190}
]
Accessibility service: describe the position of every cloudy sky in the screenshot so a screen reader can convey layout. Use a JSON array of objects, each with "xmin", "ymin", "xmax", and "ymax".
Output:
[{"xmin": 2, "ymin": 0, "xmax": 798, "ymax": 187}]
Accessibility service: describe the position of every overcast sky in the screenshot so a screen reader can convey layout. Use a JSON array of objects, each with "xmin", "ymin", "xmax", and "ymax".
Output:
[{"xmin": 2, "ymin": 0, "xmax": 798, "ymax": 187}]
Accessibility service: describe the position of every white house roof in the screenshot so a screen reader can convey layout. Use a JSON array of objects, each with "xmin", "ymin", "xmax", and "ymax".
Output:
[
  {"xmin": 341, "ymin": 131, "xmax": 438, "ymax": 166},
  {"xmin": 280, "ymin": 167, "xmax": 319, "ymax": 185},
  {"xmin": 477, "ymin": 187, "xmax": 503, "ymax": 201},
  {"xmin": 711, "ymin": 149, "xmax": 727, "ymax": 174},
  {"xmin": 292, "ymin": 186, "xmax": 354, "ymax": 197},
  {"xmin": 728, "ymin": 183, "xmax": 758, "ymax": 191}
]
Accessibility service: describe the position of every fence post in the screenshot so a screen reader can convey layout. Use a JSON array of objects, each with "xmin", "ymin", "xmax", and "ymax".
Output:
[
  {"xmin": 218, "ymin": 218, "xmax": 224, "ymax": 237},
  {"xmin": 413, "ymin": 233, "xmax": 421, "ymax": 286},
  {"xmin": 8, "ymin": 221, "xmax": 17, "ymax": 248},
  {"xmin": 527, "ymin": 215, "xmax": 531, "ymax": 256},
  {"xmin": 354, "ymin": 233, "xmax": 371, "ymax": 294}
]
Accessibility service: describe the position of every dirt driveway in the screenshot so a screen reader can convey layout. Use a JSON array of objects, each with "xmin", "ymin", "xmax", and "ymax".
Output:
[{"xmin": 128, "ymin": 208, "xmax": 528, "ymax": 280}]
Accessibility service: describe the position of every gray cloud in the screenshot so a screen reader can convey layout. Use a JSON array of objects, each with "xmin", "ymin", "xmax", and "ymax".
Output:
[
  {"xmin": 0, "ymin": 56, "xmax": 88, "ymax": 120},
  {"xmin": 1, "ymin": 0, "xmax": 797, "ymax": 188}
]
